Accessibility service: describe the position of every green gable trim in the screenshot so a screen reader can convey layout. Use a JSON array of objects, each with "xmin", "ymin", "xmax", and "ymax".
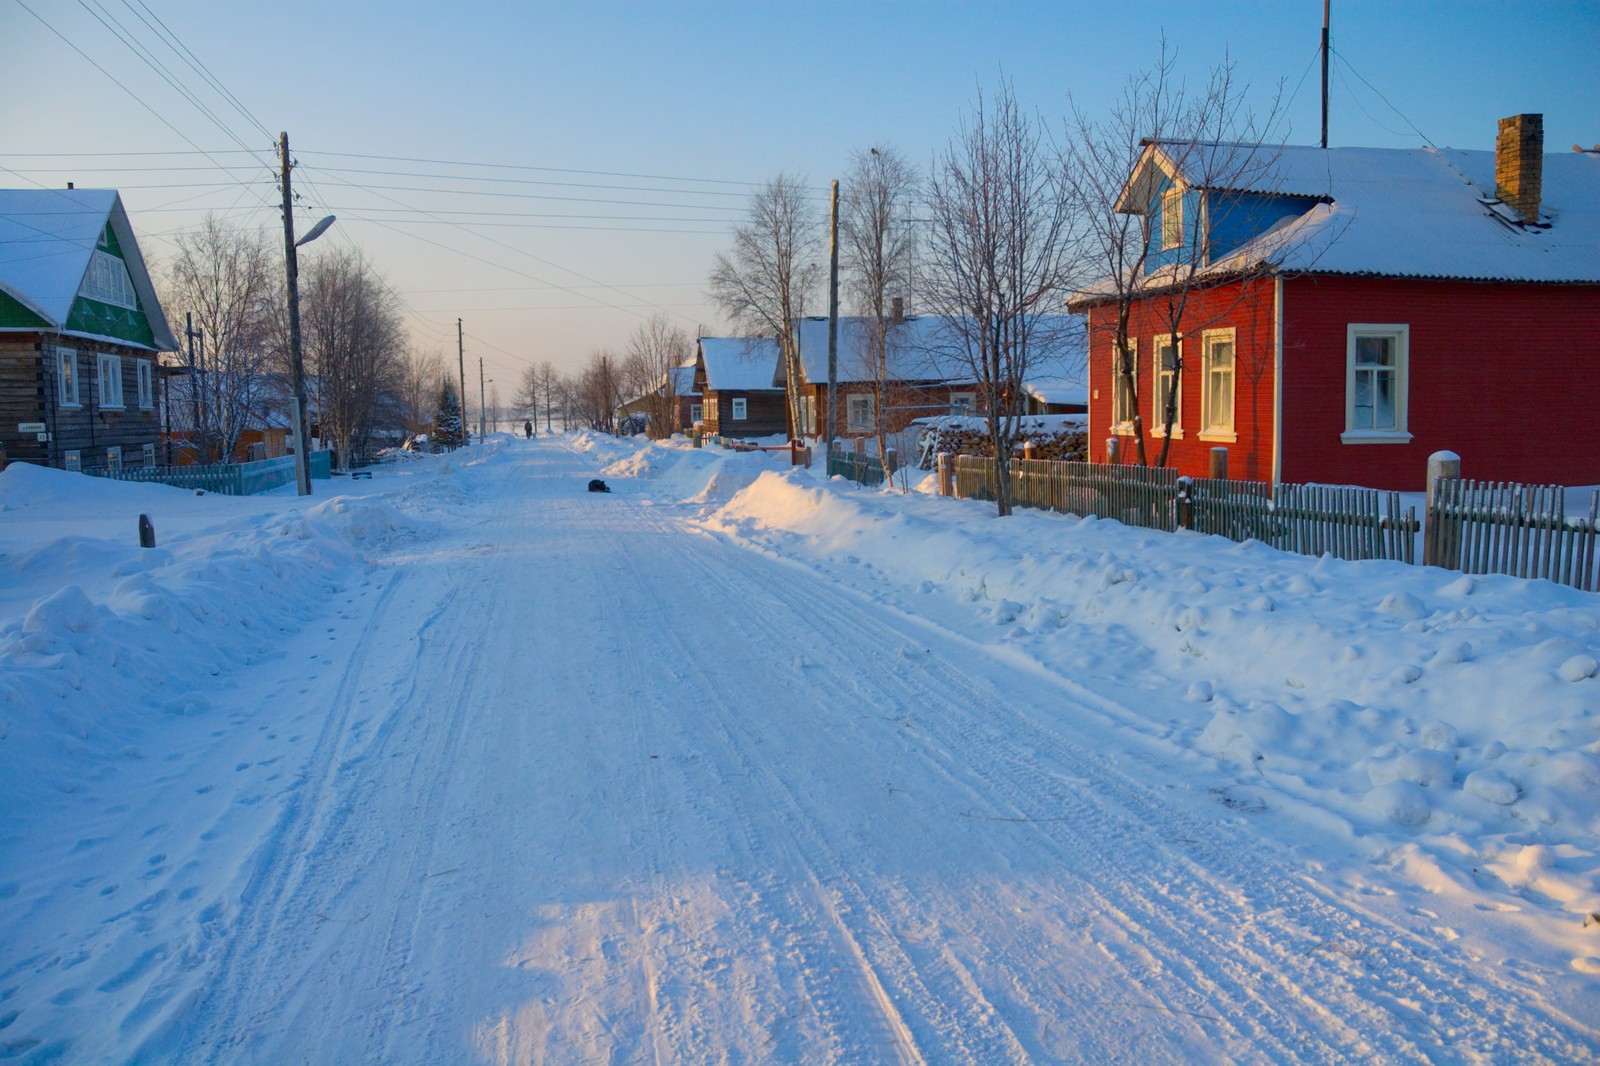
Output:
[
  {"xmin": 66, "ymin": 295, "xmax": 157, "ymax": 348},
  {"xmin": 0, "ymin": 288, "xmax": 52, "ymax": 330}
]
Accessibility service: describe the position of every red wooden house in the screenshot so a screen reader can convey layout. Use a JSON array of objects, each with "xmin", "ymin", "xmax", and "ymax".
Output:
[{"xmin": 1070, "ymin": 114, "xmax": 1600, "ymax": 490}]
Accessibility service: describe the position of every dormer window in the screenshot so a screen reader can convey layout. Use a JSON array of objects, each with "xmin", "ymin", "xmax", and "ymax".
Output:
[{"xmin": 1161, "ymin": 185, "xmax": 1184, "ymax": 250}]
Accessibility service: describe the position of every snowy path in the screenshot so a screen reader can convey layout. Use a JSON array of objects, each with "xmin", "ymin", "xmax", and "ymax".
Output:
[{"xmin": 5, "ymin": 439, "xmax": 1595, "ymax": 1063}]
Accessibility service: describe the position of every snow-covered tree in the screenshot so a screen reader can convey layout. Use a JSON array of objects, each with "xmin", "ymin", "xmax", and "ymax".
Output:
[{"xmin": 434, "ymin": 379, "xmax": 465, "ymax": 450}]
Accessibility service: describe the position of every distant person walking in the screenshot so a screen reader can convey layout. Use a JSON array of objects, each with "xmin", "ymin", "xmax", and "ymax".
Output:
[{"xmin": 524, "ymin": 420, "xmax": 534, "ymax": 439}]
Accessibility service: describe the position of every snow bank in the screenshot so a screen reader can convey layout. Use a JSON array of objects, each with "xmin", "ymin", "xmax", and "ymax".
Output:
[
  {"xmin": 0, "ymin": 464, "xmax": 417, "ymax": 813},
  {"xmin": 671, "ymin": 457, "xmax": 1600, "ymax": 963}
]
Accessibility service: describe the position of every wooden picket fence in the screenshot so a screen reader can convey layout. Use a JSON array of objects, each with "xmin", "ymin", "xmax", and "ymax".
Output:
[
  {"xmin": 1425, "ymin": 479, "xmax": 1600, "ymax": 591},
  {"xmin": 950, "ymin": 455, "xmax": 1417, "ymax": 564}
]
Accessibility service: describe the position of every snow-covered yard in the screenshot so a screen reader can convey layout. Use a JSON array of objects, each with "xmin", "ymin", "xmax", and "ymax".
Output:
[{"xmin": 1, "ymin": 434, "xmax": 1596, "ymax": 1063}]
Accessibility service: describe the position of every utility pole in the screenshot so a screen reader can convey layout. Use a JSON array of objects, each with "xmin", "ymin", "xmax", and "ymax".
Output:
[
  {"xmin": 185, "ymin": 313, "xmax": 201, "ymax": 458},
  {"xmin": 279, "ymin": 132, "xmax": 312, "ymax": 496},
  {"xmin": 827, "ymin": 178, "xmax": 840, "ymax": 453},
  {"xmin": 1321, "ymin": 0, "xmax": 1331, "ymax": 149},
  {"xmin": 457, "ymin": 318, "xmax": 468, "ymax": 446},
  {"xmin": 478, "ymin": 356, "xmax": 487, "ymax": 441}
]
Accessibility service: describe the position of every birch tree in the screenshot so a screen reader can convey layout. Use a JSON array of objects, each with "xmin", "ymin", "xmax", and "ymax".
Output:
[
  {"xmin": 161, "ymin": 214, "xmax": 278, "ymax": 463},
  {"xmin": 623, "ymin": 313, "xmax": 693, "ymax": 438},
  {"xmin": 923, "ymin": 82, "xmax": 1074, "ymax": 517},
  {"xmin": 708, "ymin": 174, "xmax": 821, "ymax": 437},
  {"xmin": 298, "ymin": 248, "xmax": 406, "ymax": 468},
  {"xmin": 841, "ymin": 145, "xmax": 919, "ymax": 464}
]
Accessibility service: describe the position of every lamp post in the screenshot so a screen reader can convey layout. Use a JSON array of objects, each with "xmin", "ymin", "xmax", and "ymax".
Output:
[{"xmin": 280, "ymin": 130, "xmax": 336, "ymax": 496}]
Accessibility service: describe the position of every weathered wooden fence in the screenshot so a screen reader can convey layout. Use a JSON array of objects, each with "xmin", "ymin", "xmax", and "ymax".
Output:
[
  {"xmin": 1425, "ymin": 479, "xmax": 1600, "ymax": 591},
  {"xmin": 950, "ymin": 455, "xmax": 1417, "ymax": 564},
  {"xmin": 99, "ymin": 451, "xmax": 332, "ymax": 496}
]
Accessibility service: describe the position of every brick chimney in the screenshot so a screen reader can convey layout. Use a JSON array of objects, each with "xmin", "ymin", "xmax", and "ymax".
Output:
[
  {"xmin": 1495, "ymin": 113, "xmax": 1543, "ymax": 224},
  {"xmin": 891, "ymin": 296, "xmax": 905, "ymax": 324}
]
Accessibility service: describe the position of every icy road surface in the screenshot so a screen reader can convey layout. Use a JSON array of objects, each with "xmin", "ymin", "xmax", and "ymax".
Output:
[{"xmin": 3, "ymin": 439, "xmax": 1594, "ymax": 1064}]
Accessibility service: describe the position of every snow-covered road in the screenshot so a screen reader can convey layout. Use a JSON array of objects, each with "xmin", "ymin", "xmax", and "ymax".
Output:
[{"xmin": 3, "ymin": 437, "xmax": 1596, "ymax": 1063}]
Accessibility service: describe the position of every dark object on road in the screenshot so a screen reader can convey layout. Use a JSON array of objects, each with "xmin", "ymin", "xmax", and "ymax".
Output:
[{"xmin": 588, "ymin": 479, "xmax": 611, "ymax": 493}]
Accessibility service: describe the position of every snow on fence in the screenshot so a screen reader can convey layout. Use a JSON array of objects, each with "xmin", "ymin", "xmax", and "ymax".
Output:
[
  {"xmin": 1424, "ymin": 479, "xmax": 1600, "ymax": 591},
  {"xmin": 948, "ymin": 455, "xmax": 1417, "ymax": 564},
  {"xmin": 98, "ymin": 451, "xmax": 332, "ymax": 496}
]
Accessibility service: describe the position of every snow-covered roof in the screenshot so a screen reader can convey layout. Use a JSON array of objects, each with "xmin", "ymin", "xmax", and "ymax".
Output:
[
  {"xmin": 697, "ymin": 337, "xmax": 782, "ymax": 392},
  {"xmin": 1271, "ymin": 145, "xmax": 1600, "ymax": 281},
  {"xmin": 1102, "ymin": 142, "xmax": 1600, "ymax": 287},
  {"xmin": 669, "ymin": 364, "xmax": 698, "ymax": 397},
  {"xmin": 791, "ymin": 314, "xmax": 1086, "ymax": 386},
  {"xmin": 1024, "ymin": 374, "xmax": 1088, "ymax": 407},
  {"xmin": 0, "ymin": 188, "xmax": 178, "ymax": 349}
]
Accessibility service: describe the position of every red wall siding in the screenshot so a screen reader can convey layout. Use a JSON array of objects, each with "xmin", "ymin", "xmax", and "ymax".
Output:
[
  {"xmin": 1087, "ymin": 277, "xmax": 1277, "ymax": 481},
  {"xmin": 1281, "ymin": 277, "xmax": 1600, "ymax": 489}
]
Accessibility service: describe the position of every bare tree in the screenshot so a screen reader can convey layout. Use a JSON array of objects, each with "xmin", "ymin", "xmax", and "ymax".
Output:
[
  {"xmin": 1062, "ymin": 44, "xmax": 1184, "ymax": 468},
  {"xmin": 568, "ymin": 350, "xmax": 623, "ymax": 432},
  {"xmin": 708, "ymin": 174, "xmax": 822, "ymax": 437},
  {"xmin": 841, "ymin": 145, "xmax": 919, "ymax": 464},
  {"xmin": 1067, "ymin": 46, "xmax": 1293, "ymax": 469},
  {"xmin": 161, "ymin": 214, "xmax": 278, "ymax": 463},
  {"xmin": 297, "ymin": 247, "xmax": 407, "ymax": 468},
  {"xmin": 537, "ymin": 361, "xmax": 559, "ymax": 433},
  {"xmin": 400, "ymin": 348, "xmax": 446, "ymax": 438},
  {"xmin": 923, "ymin": 82, "xmax": 1075, "ymax": 516},
  {"xmin": 622, "ymin": 313, "xmax": 693, "ymax": 438}
]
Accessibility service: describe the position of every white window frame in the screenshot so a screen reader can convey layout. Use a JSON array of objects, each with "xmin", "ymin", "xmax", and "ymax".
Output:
[
  {"xmin": 706, "ymin": 396, "xmax": 718, "ymax": 423},
  {"xmin": 796, "ymin": 394, "xmax": 815, "ymax": 435},
  {"xmin": 142, "ymin": 442, "xmax": 157, "ymax": 466},
  {"xmin": 57, "ymin": 347, "xmax": 80, "ymax": 407},
  {"xmin": 1342, "ymin": 324, "xmax": 1412, "ymax": 444},
  {"xmin": 63, "ymin": 450, "xmax": 82, "ymax": 472},
  {"xmin": 1161, "ymin": 184, "xmax": 1185, "ymax": 250},
  {"xmin": 846, "ymin": 393, "xmax": 876, "ymax": 432},
  {"xmin": 106, "ymin": 445, "xmax": 123, "ymax": 473},
  {"xmin": 1199, "ymin": 328, "xmax": 1237, "ymax": 442},
  {"xmin": 1150, "ymin": 334, "xmax": 1182, "ymax": 438},
  {"xmin": 136, "ymin": 359, "xmax": 154, "ymax": 409},
  {"xmin": 83, "ymin": 250, "xmax": 137, "ymax": 309},
  {"xmin": 1111, "ymin": 339, "xmax": 1138, "ymax": 434},
  {"xmin": 949, "ymin": 391, "xmax": 975, "ymax": 416},
  {"xmin": 689, "ymin": 402, "xmax": 703, "ymax": 425},
  {"xmin": 97, "ymin": 353, "xmax": 124, "ymax": 409},
  {"xmin": 731, "ymin": 396, "xmax": 748, "ymax": 421}
]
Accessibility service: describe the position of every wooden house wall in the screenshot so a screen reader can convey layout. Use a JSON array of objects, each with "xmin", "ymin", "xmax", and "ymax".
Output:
[
  {"xmin": 0, "ymin": 333, "xmax": 165, "ymax": 471},
  {"xmin": 705, "ymin": 390, "xmax": 786, "ymax": 438}
]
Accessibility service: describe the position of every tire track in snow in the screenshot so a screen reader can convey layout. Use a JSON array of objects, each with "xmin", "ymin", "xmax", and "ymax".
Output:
[{"xmin": 691, "ymin": 494, "xmax": 1596, "ymax": 1063}]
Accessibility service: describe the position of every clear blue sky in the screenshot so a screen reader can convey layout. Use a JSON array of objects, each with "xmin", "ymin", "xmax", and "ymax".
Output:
[{"xmin": 3, "ymin": 1, "xmax": 1595, "ymax": 391}]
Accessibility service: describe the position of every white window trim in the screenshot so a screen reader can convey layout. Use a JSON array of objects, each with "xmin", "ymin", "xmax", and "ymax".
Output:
[
  {"xmin": 136, "ymin": 359, "xmax": 154, "ymax": 409},
  {"xmin": 1342, "ymin": 323, "xmax": 1412, "ymax": 444},
  {"xmin": 1198, "ymin": 327, "xmax": 1238, "ymax": 443},
  {"xmin": 1150, "ymin": 334, "xmax": 1182, "ymax": 439},
  {"xmin": 730, "ymin": 396, "xmax": 748, "ymax": 421},
  {"xmin": 689, "ymin": 403, "xmax": 703, "ymax": 424},
  {"xmin": 97, "ymin": 353, "xmax": 125, "ymax": 409},
  {"xmin": 57, "ymin": 347, "xmax": 80, "ymax": 407},
  {"xmin": 949, "ymin": 391, "xmax": 976, "ymax": 416},
  {"xmin": 1111, "ymin": 339, "xmax": 1138, "ymax": 434},
  {"xmin": 846, "ymin": 393, "xmax": 876, "ymax": 432},
  {"xmin": 83, "ymin": 250, "xmax": 137, "ymax": 309}
]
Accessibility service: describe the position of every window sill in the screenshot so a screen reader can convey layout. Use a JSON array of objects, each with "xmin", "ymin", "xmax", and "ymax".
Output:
[
  {"xmin": 100, "ymin": 404, "xmax": 126, "ymax": 412},
  {"xmin": 60, "ymin": 402, "xmax": 81, "ymax": 410},
  {"xmin": 1340, "ymin": 430, "xmax": 1412, "ymax": 445},
  {"xmin": 1150, "ymin": 428, "xmax": 1184, "ymax": 440},
  {"xmin": 1198, "ymin": 429, "xmax": 1236, "ymax": 443},
  {"xmin": 1110, "ymin": 424, "xmax": 1137, "ymax": 436}
]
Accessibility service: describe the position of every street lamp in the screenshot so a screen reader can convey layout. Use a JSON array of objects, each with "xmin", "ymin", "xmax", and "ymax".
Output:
[{"xmin": 280, "ymin": 130, "xmax": 335, "ymax": 496}]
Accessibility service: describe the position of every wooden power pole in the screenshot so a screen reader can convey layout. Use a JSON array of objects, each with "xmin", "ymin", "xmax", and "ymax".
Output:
[{"xmin": 827, "ymin": 179, "xmax": 840, "ymax": 453}]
